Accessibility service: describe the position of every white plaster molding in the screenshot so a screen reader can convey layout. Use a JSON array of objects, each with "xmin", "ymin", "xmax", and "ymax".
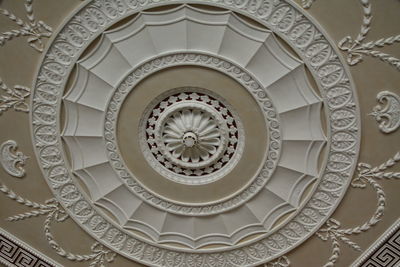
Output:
[
  {"xmin": 370, "ymin": 91, "xmax": 400, "ymax": 134},
  {"xmin": 0, "ymin": 78, "xmax": 31, "ymax": 115},
  {"xmin": 0, "ymin": 184, "xmax": 117, "ymax": 267},
  {"xmin": 337, "ymin": 0, "xmax": 400, "ymax": 71},
  {"xmin": 317, "ymin": 152, "xmax": 400, "ymax": 267},
  {"xmin": 0, "ymin": 140, "xmax": 29, "ymax": 178},
  {"xmin": 0, "ymin": 0, "xmax": 52, "ymax": 52},
  {"xmin": 139, "ymin": 88, "xmax": 244, "ymax": 185},
  {"xmin": 351, "ymin": 218, "xmax": 400, "ymax": 267},
  {"xmin": 0, "ymin": 227, "xmax": 61, "ymax": 267},
  {"xmin": 30, "ymin": 1, "xmax": 360, "ymax": 266}
]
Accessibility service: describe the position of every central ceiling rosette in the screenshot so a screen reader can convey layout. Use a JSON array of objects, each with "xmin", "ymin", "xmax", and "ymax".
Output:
[
  {"xmin": 139, "ymin": 88, "xmax": 244, "ymax": 185},
  {"xmin": 61, "ymin": 5, "xmax": 326, "ymax": 250},
  {"xmin": 31, "ymin": 0, "xmax": 360, "ymax": 265}
]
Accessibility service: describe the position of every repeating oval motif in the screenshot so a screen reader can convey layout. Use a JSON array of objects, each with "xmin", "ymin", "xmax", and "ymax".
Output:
[
  {"xmin": 73, "ymin": 200, "xmax": 93, "ymax": 217},
  {"xmin": 269, "ymin": 5, "xmax": 295, "ymax": 32},
  {"xmin": 33, "ymin": 105, "xmax": 56, "ymax": 124},
  {"xmin": 332, "ymin": 131, "xmax": 356, "ymax": 151},
  {"xmin": 42, "ymin": 62, "xmax": 65, "ymax": 84},
  {"xmin": 305, "ymin": 42, "xmax": 332, "ymax": 67},
  {"xmin": 125, "ymin": 238, "xmax": 145, "ymax": 255},
  {"xmin": 326, "ymin": 86, "xmax": 352, "ymax": 108},
  {"xmin": 297, "ymin": 208, "xmax": 320, "ymax": 225},
  {"xmin": 331, "ymin": 109, "xmax": 356, "ymax": 130},
  {"xmin": 310, "ymin": 191, "xmax": 333, "ymax": 209},
  {"xmin": 83, "ymin": 7, "xmax": 108, "ymax": 32},
  {"xmin": 48, "ymin": 165, "xmax": 69, "ymax": 184},
  {"xmin": 64, "ymin": 23, "xmax": 91, "ymax": 47},
  {"xmin": 327, "ymin": 153, "xmax": 353, "ymax": 172},
  {"xmin": 320, "ymin": 173, "xmax": 344, "ymax": 191},
  {"xmin": 253, "ymin": 0, "xmax": 273, "ymax": 19},
  {"xmin": 103, "ymin": 0, "xmax": 126, "ymax": 18},
  {"xmin": 227, "ymin": 250, "xmax": 247, "ymax": 266},
  {"xmin": 289, "ymin": 22, "xmax": 316, "ymax": 48},
  {"xmin": 206, "ymin": 253, "xmax": 226, "ymax": 267},
  {"xmin": 29, "ymin": 0, "xmax": 359, "ymax": 265},
  {"xmin": 89, "ymin": 215, "xmax": 109, "ymax": 233},
  {"xmin": 165, "ymin": 251, "xmax": 184, "ymax": 267},
  {"xmin": 50, "ymin": 42, "xmax": 77, "ymax": 65},
  {"xmin": 36, "ymin": 83, "xmax": 59, "ymax": 104},
  {"xmin": 246, "ymin": 243, "xmax": 268, "ymax": 259},
  {"xmin": 59, "ymin": 184, "xmax": 81, "ymax": 202},
  {"xmin": 35, "ymin": 125, "xmax": 58, "ymax": 145},
  {"xmin": 318, "ymin": 63, "xmax": 344, "ymax": 87}
]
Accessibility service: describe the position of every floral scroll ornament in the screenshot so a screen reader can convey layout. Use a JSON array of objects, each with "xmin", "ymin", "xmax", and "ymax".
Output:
[
  {"xmin": 337, "ymin": 0, "xmax": 400, "ymax": 70},
  {"xmin": 0, "ymin": 140, "xmax": 28, "ymax": 178},
  {"xmin": 370, "ymin": 91, "xmax": 400, "ymax": 134},
  {"xmin": 0, "ymin": 78, "xmax": 31, "ymax": 114},
  {"xmin": 317, "ymin": 152, "xmax": 400, "ymax": 267},
  {"xmin": 0, "ymin": 0, "xmax": 52, "ymax": 52},
  {"xmin": 0, "ymin": 183, "xmax": 117, "ymax": 267}
]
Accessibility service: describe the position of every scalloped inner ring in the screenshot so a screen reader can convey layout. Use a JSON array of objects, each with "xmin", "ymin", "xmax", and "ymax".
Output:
[{"xmin": 143, "ymin": 89, "xmax": 243, "ymax": 184}]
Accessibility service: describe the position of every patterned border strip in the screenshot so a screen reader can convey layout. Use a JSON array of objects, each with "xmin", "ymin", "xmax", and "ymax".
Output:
[
  {"xmin": 352, "ymin": 218, "xmax": 400, "ymax": 267},
  {"xmin": 0, "ymin": 227, "xmax": 61, "ymax": 267}
]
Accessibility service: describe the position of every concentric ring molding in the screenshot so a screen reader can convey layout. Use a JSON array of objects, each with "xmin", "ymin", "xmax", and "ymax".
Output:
[
  {"xmin": 31, "ymin": 0, "xmax": 360, "ymax": 266},
  {"xmin": 104, "ymin": 52, "xmax": 281, "ymax": 216}
]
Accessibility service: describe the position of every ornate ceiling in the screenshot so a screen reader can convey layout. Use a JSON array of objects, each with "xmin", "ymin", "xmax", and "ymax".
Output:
[{"xmin": 0, "ymin": 0, "xmax": 399, "ymax": 267}]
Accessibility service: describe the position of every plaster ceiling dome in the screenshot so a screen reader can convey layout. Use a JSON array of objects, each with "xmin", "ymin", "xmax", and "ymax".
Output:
[{"xmin": 29, "ymin": 1, "xmax": 360, "ymax": 266}]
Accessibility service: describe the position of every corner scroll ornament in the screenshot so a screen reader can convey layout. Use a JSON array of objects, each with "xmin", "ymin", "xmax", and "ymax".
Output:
[
  {"xmin": 0, "ymin": 0, "xmax": 52, "ymax": 52},
  {"xmin": 0, "ymin": 140, "xmax": 29, "ymax": 178},
  {"xmin": 370, "ymin": 91, "xmax": 400, "ymax": 134},
  {"xmin": 316, "ymin": 152, "xmax": 400, "ymax": 267},
  {"xmin": 0, "ymin": 183, "xmax": 117, "ymax": 267}
]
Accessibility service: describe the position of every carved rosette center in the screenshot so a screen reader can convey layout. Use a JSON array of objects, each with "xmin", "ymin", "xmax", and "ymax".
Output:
[
  {"xmin": 140, "ymin": 89, "xmax": 244, "ymax": 184},
  {"xmin": 182, "ymin": 132, "xmax": 198, "ymax": 148}
]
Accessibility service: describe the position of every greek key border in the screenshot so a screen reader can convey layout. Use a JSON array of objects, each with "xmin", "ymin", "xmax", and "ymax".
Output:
[
  {"xmin": 0, "ymin": 227, "xmax": 61, "ymax": 267},
  {"xmin": 352, "ymin": 218, "xmax": 400, "ymax": 267}
]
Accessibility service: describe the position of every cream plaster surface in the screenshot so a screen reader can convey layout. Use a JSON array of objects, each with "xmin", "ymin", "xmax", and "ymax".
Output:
[
  {"xmin": 118, "ymin": 66, "xmax": 268, "ymax": 204},
  {"xmin": 0, "ymin": 0, "xmax": 399, "ymax": 266}
]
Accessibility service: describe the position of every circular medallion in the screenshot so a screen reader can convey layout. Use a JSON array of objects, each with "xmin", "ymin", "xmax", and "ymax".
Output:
[
  {"xmin": 139, "ymin": 88, "xmax": 244, "ymax": 185},
  {"xmin": 31, "ymin": 1, "xmax": 360, "ymax": 266}
]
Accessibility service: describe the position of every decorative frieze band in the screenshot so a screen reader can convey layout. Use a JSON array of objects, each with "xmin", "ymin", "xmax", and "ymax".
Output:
[
  {"xmin": 352, "ymin": 219, "xmax": 400, "ymax": 267},
  {"xmin": 0, "ymin": 228, "xmax": 60, "ymax": 267}
]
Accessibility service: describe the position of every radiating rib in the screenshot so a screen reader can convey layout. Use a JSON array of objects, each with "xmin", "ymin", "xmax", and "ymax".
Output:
[
  {"xmin": 106, "ymin": 20, "xmax": 159, "ymax": 66},
  {"xmin": 73, "ymin": 162, "xmax": 123, "ymax": 201},
  {"xmin": 217, "ymin": 14, "xmax": 271, "ymax": 66},
  {"xmin": 95, "ymin": 185, "xmax": 142, "ymax": 224},
  {"xmin": 126, "ymin": 202, "xmax": 167, "ymax": 234},
  {"xmin": 78, "ymin": 35, "xmax": 133, "ymax": 87},
  {"xmin": 266, "ymin": 65, "xmax": 322, "ymax": 113},
  {"xmin": 279, "ymin": 103, "xmax": 326, "ymax": 141},
  {"xmin": 244, "ymin": 187, "xmax": 294, "ymax": 226},
  {"xmin": 62, "ymin": 101, "xmax": 104, "ymax": 137},
  {"xmin": 245, "ymin": 34, "xmax": 302, "ymax": 87},
  {"xmin": 63, "ymin": 65, "xmax": 115, "ymax": 111},
  {"xmin": 278, "ymin": 140, "xmax": 326, "ymax": 176},
  {"xmin": 220, "ymin": 205, "xmax": 266, "ymax": 235},
  {"xmin": 160, "ymin": 213, "xmax": 195, "ymax": 241},
  {"xmin": 265, "ymin": 166, "xmax": 316, "ymax": 207},
  {"xmin": 104, "ymin": 5, "xmax": 274, "ymax": 68},
  {"xmin": 62, "ymin": 136, "xmax": 108, "ymax": 170}
]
